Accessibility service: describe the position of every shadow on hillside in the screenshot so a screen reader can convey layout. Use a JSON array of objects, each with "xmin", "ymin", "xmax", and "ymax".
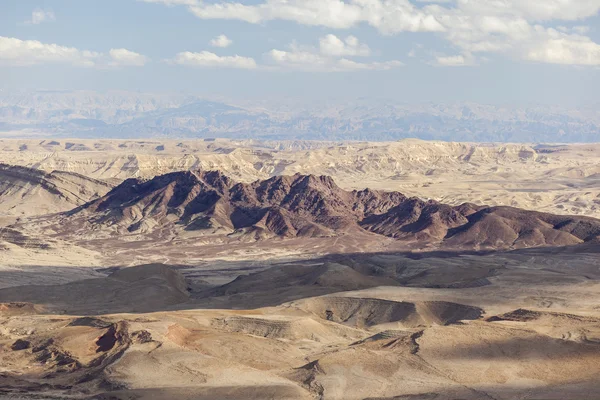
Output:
[
  {"xmin": 91, "ymin": 380, "xmax": 600, "ymax": 400},
  {"xmin": 0, "ymin": 244, "xmax": 598, "ymax": 316}
]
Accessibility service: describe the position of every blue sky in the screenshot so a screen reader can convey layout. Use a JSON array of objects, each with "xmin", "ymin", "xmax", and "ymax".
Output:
[{"xmin": 1, "ymin": 0, "xmax": 599, "ymax": 106}]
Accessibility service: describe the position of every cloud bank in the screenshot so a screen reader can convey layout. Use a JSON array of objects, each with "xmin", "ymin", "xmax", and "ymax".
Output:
[
  {"xmin": 0, "ymin": 36, "xmax": 148, "ymax": 68},
  {"xmin": 170, "ymin": 51, "xmax": 257, "ymax": 69},
  {"xmin": 142, "ymin": 0, "xmax": 600, "ymax": 66}
]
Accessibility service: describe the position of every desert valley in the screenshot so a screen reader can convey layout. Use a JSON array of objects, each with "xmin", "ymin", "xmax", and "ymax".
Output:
[
  {"xmin": 0, "ymin": 138, "xmax": 599, "ymax": 399},
  {"xmin": 4, "ymin": 0, "xmax": 600, "ymax": 397}
]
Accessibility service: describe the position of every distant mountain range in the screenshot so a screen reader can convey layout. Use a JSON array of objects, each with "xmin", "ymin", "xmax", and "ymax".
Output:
[{"xmin": 1, "ymin": 91, "xmax": 599, "ymax": 142}]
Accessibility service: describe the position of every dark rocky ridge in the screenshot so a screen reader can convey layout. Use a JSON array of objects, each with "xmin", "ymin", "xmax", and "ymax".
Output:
[{"xmin": 65, "ymin": 170, "xmax": 600, "ymax": 249}]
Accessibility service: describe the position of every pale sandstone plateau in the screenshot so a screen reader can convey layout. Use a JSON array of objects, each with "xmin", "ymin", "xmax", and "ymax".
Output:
[{"xmin": 0, "ymin": 138, "xmax": 599, "ymax": 400}]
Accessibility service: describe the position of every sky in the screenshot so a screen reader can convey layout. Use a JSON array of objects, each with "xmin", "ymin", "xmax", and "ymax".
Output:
[{"xmin": 1, "ymin": 0, "xmax": 599, "ymax": 106}]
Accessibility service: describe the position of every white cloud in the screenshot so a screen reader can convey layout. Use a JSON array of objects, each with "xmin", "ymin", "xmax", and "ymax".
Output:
[
  {"xmin": 525, "ymin": 28, "xmax": 600, "ymax": 65},
  {"xmin": 210, "ymin": 34, "xmax": 233, "ymax": 48},
  {"xmin": 457, "ymin": 0, "xmax": 600, "ymax": 22},
  {"xmin": 109, "ymin": 48, "xmax": 148, "ymax": 66},
  {"xmin": 156, "ymin": 0, "xmax": 600, "ymax": 30},
  {"xmin": 26, "ymin": 8, "xmax": 56, "ymax": 25},
  {"xmin": 267, "ymin": 48, "xmax": 340, "ymax": 71},
  {"xmin": 189, "ymin": 2, "xmax": 264, "ymax": 24},
  {"xmin": 265, "ymin": 34, "xmax": 402, "ymax": 72},
  {"xmin": 426, "ymin": 3, "xmax": 600, "ymax": 66},
  {"xmin": 0, "ymin": 36, "xmax": 147, "ymax": 68},
  {"xmin": 144, "ymin": 0, "xmax": 600, "ymax": 67},
  {"xmin": 169, "ymin": 34, "xmax": 400, "ymax": 72},
  {"xmin": 337, "ymin": 58, "xmax": 404, "ymax": 71},
  {"xmin": 188, "ymin": 0, "xmax": 445, "ymax": 33},
  {"xmin": 319, "ymin": 34, "xmax": 370, "ymax": 57},
  {"xmin": 435, "ymin": 55, "xmax": 466, "ymax": 66},
  {"xmin": 0, "ymin": 36, "xmax": 99, "ymax": 67},
  {"xmin": 266, "ymin": 49, "xmax": 402, "ymax": 71},
  {"xmin": 433, "ymin": 53, "xmax": 474, "ymax": 67},
  {"xmin": 171, "ymin": 51, "xmax": 257, "ymax": 69}
]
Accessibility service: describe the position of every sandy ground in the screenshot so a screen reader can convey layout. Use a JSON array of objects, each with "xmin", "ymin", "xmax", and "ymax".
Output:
[{"xmin": 0, "ymin": 245, "xmax": 599, "ymax": 399}]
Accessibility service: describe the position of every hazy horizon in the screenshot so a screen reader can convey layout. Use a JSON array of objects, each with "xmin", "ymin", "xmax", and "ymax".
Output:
[{"xmin": 1, "ymin": 89, "xmax": 599, "ymax": 143}]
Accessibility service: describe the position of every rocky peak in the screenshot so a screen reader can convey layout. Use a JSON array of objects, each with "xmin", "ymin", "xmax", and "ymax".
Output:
[{"xmin": 61, "ymin": 170, "xmax": 600, "ymax": 249}]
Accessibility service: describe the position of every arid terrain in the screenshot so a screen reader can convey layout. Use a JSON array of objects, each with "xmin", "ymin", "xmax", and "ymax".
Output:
[
  {"xmin": 1, "ymin": 139, "xmax": 600, "ymax": 400},
  {"xmin": 2, "ymin": 139, "xmax": 600, "ymax": 220}
]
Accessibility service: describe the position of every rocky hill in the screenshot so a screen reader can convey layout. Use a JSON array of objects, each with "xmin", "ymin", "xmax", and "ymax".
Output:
[
  {"xmin": 58, "ymin": 170, "xmax": 600, "ymax": 249},
  {"xmin": 0, "ymin": 164, "xmax": 113, "ymax": 217}
]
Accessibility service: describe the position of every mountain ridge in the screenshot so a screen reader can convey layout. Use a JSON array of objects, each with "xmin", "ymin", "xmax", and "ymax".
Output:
[{"xmin": 55, "ymin": 170, "xmax": 600, "ymax": 250}]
